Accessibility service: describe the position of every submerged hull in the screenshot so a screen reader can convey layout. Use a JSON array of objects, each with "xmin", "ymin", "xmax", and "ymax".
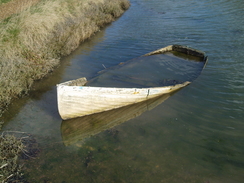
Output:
[
  {"xmin": 61, "ymin": 93, "xmax": 172, "ymax": 146},
  {"xmin": 57, "ymin": 45, "xmax": 208, "ymax": 120}
]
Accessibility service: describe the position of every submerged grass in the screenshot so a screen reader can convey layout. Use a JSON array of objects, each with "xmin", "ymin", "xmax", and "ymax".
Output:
[
  {"xmin": 0, "ymin": 0, "xmax": 130, "ymax": 121},
  {"xmin": 0, "ymin": 133, "xmax": 24, "ymax": 182}
]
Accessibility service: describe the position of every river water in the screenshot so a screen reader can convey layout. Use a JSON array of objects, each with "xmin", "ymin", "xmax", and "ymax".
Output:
[{"xmin": 1, "ymin": 0, "xmax": 244, "ymax": 182}]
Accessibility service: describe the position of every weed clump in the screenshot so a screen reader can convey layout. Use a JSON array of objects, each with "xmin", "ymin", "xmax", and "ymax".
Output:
[{"xmin": 0, "ymin": 133, "xmax": 24, "ymax": 182}]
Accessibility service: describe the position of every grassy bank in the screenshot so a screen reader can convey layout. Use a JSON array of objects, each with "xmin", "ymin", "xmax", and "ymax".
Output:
[{"xmin": 0, "ymin": 0, "xmax": 130, "ymax": 120}]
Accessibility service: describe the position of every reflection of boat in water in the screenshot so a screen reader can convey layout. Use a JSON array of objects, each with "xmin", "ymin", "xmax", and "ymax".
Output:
[
  {"xmin": 57, "ymin": 45, "xmax": 208, "ymax": 120},
  {"xmin": 61, "ymin": 93, "xmax": 172, "ymax": 146}
]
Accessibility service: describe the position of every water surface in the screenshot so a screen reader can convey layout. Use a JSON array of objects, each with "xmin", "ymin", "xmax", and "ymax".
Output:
[
  {"xmin": 87, "ymin": 52, "xmax": 206, "ymax": 88},
  {"xmin": 1, "ymin": 0, "xmax": 244, "ymax": 182}
]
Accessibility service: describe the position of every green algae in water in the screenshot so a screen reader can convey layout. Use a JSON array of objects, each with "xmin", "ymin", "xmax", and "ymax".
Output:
[{"xmin": 86, "ymin": 52, "xmax": 205, "ymax": 88}]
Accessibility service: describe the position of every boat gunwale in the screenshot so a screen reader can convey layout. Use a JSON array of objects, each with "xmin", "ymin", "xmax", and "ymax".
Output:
[
  {"xmin": 144, "ymin": 45, "xmax": 208, "ymax": 61},
  {"xmin": 57, "ymin": 81, "xmax": 191, "ymax": 91}
]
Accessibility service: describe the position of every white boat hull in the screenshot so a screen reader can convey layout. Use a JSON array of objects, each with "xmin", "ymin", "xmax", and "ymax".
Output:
[{"xmin": 57, "ymin": 81, "xmax": 190, "ymax": 120}]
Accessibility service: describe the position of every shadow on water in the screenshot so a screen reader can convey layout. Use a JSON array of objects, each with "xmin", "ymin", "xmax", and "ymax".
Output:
[{"xmin": 61, "ymin": 93, "xmax": 172, "ymax": 146}]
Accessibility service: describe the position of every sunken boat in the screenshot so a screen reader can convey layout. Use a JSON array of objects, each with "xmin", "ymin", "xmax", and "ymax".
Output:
[{"xmin": 57, "ymin": 45, "xmax": 208, "ymax": 120}]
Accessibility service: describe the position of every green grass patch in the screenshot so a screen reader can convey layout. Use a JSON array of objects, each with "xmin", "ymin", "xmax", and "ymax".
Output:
[{"xmin": 0, "ymin": 0, "xmax": 12, "ymax": 5}]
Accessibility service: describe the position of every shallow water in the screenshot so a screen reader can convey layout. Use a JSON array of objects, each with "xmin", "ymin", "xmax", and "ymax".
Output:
[
  {"xmin": 1, "ymin": 0, "xmax": 244, "ymax": 182},
  {"xmin": 86, "ymin": 52, "xmax": 206, "ymax": 87}
]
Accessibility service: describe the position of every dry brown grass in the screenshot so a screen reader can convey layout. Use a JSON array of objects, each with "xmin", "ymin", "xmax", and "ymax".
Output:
[
  {"xmin": 0, "ymin": 0, "xmax": 41, "ymax": 20},
  {"xmin": 0, "ymin": 0, "xmax": 130, "ymax": 118}
]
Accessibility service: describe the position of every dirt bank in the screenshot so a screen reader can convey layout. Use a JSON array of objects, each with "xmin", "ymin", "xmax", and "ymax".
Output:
[{"xmin": 0, "ymin": 0, "xmax": 130, "ymax": 121}]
